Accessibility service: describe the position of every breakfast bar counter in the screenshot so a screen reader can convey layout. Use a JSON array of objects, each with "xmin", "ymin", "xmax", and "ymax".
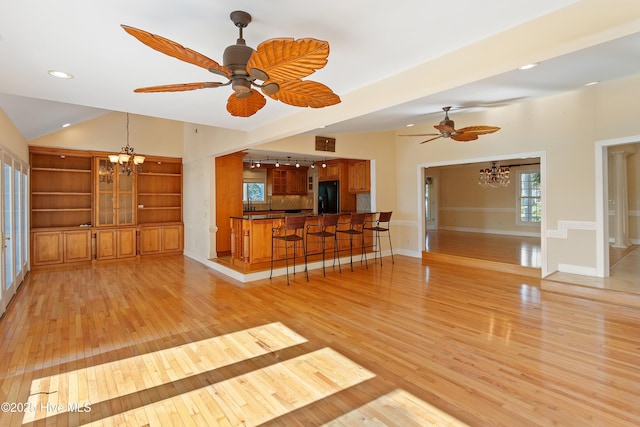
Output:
[{"xmin": 229, "ymin": 213, "xmax": 375, "ymax": 270}]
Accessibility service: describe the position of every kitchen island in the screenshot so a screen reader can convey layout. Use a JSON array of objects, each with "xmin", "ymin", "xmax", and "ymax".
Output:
[{"xmin": 229, "ymin": 213, "xmax": 375, "ymax": 271}]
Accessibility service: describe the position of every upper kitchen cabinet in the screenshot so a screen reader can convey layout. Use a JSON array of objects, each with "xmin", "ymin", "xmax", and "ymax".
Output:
[
  {"xmin": 347, "ymin": 160, "xmax": 371, "ymax": 193},
  {"xmin": 317, "ymin": 159, "xmax": 344, "ymax": 182},
  {"xmin": 268, "ymin": 167, "xmax": 308, "ymax": 195}
]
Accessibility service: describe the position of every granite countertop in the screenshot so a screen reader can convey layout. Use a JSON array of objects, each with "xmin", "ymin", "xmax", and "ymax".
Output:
[{"xmin": 231, "ymin": 212, "xmax": 376, "ymax": 220}]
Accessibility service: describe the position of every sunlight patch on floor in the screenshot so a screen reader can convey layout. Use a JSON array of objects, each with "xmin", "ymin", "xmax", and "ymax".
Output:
[
  {"xmin": 23, "ymin": 322, "xmax": 306, "ymax": 423},
  {"xmin": 324, "ymin": 389, "xmax": 469, "ymax": 426},
  {"xmin": 81, "ymin": 347, "xmax": 375, "ymax": 426}
]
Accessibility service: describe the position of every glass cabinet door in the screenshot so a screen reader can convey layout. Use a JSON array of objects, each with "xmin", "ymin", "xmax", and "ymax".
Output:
[
  {"xmin": 118, "ymin": 172, "xmax": 135, "ymax": 225},
  {"xmin": 97, "ymin": 158, "xmax": 115, "ymax": 226},
  {"xmin": 95, "ymin": 158, "xmax": 136, "ymax": 226}
]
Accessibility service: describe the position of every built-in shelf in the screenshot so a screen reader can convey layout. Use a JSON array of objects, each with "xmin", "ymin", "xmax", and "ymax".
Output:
[{"xmin": 29, "ymin": 147, "xmax": 184, "ymax": 266}]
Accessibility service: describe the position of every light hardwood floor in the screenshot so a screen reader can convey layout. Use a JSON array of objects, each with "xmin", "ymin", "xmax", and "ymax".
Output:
[
  {"xmin": 425, "ymin": 230, "xmax": 640, "ymax": 296},
  {"xmin": 1, "ymin": 255, "xmax": 639, "ymax": 426}
]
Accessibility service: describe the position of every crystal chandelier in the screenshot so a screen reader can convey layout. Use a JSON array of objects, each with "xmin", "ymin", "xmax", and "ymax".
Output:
[
  {"xmin": 108, "ymin": 113, "xmax": 145, "ymax": 175},
  {"xmin": 479, "ymin": 162, "xmax": 510, "ymax": 188}
]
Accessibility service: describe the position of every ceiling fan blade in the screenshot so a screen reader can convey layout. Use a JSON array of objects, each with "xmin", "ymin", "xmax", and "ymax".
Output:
[
  {"xmin": 247, "ymin": 38, "xmax": 330, "ymax": 82},
  {"xmin": 121, "ymin": 25, "xmax": 231, "ymax": 76},
  {"xmin": 133, "ymin": 82, "xmax": 228, "ymax": 93},
  {"xmin": 419, "ymin": 135, "xmax": 444, "ymax": 144},
  {"xmin": 398, "ymin": 133, "xmax": 441, "ymax": 137},
  {"xmin": 267, "ymin": 80, "xmax": 340, "ymax": 108},
  {"xmin": 226, "ymin": 89, "xmax": 266, "ymax": 117},
  {"xmin": 451, "ymin": 133, "xmax": 479, "ymax": 142},
  {"xmin": 456, "ymin": 125, "xmax": 501, "ymax": 135}
]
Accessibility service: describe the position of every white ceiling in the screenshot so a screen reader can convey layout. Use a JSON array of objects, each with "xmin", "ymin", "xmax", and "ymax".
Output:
[{"xmin": 1, "ymin": 1, "xmax": 639, "ymax": 141}]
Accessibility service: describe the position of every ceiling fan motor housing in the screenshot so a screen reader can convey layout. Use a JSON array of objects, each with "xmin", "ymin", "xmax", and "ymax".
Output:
[{"xmin": 224, "ymin": 41, "xmax": 255, "ymax": 94}]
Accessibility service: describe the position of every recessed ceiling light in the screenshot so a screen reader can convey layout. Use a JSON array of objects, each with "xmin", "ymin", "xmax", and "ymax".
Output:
[
  {"xmin": 48, "ymin": 70, "xmax": 73, "ymax": 79},
  {"xmin": 518, "ymin": 63, "xmax": 539, "ymax": 71},
  {"xmin": 61, "ymin": 123, "xmax": 71, "ymax": 128},
  {"xmin": 406, "ymin": 123, "xmax": 414, "ymax": 127},
  {"xmin": 585, "ymin": 81, "xmax": 600, "ymax": 86}
]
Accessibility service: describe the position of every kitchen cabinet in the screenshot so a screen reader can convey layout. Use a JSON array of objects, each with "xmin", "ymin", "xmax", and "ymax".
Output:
[
  {"xmin": 270, "ymin": 168, "xmax": 308, "ymax": 195},
  {"xmin": 348, "ymin": 160, "xmax": 370, "ymax": 193},
  {"xmin": 318, "ymin": 160, "xmax": 343, "ymax": 181},
  {"xmin": 215, "ymin": 152, "xmax": 244, "ymax": 256}
]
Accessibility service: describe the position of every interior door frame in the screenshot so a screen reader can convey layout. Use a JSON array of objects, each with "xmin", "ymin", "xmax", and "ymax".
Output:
[
  {"xmin": 416, "ymin": 150, "xmax": 547, "ymax": 275},
  {"xmin": 595, "ymin": 134, "xmax": 640, "ymax": 277}
]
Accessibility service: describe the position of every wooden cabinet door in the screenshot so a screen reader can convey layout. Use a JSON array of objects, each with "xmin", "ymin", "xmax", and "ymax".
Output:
[
  {"xmin": 117, "ymin": 228, "xmax": 137, "ymax": 258},
  {"xmin": 32, "ymin": 232, "xmax": 64, "ymax": 265},
  {"xmin": 348, "ymin": 160, "xmax": 370, "ymax": 193},
  {"xmin": 96, "ymin": 229, "xmax": 117, "ymax": 260},
  {"xmin": 139, "ymin": 227, "xmax": 161, "ymax": 255},
  {"xmin": 298, "ymin": 170, "xmax": 308, "ymax": 194},
  {"xmin": 272, "ymin": 170, "xmax": 287, "ymax": 195},
  {"xmin": 64, "ymin": 230, "xmax": 92, "ymax": 263},
  {"xmin": 161, "ymin": 225, "xmax": 183, "ymax": 253}
]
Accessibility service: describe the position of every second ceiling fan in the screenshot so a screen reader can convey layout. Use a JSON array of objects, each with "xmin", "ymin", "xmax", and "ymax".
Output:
[
  {"xmin": 401, "ymin": 106, "xmax": 500, "ymax": 143},
  {"xmin": 122, "ymin": 10, "xmax": 341, "ymax": 117}
]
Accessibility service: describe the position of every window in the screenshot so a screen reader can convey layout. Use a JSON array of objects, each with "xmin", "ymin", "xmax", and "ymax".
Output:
[
  {"xmin": 424, "ymin": 176, "xmax": 432, "ymax": 220},
  {"xmin": 243, "ymin": 182, "xmax": 265, "ymax": 202},
  {"xmin": 242, "ymin": 169, "xmax": 267, "ymax": 203},
  {"xmin": 517, "ymin": 169, "xmax": 541, "ymax": 224}
]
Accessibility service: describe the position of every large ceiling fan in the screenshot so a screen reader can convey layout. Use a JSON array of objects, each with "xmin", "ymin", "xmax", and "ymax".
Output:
[
  {"xmin": 121, "ymin": 10, "xmax": 340, "ymax": 117},
  {"xmin": 401, "ymin": 106, "xmax": 500, "ymax": 143}
]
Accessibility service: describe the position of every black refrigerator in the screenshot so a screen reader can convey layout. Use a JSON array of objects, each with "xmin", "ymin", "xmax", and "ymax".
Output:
[{"xmin": 318, "ymin": 180, "xmax": 339, "ymax": 214}]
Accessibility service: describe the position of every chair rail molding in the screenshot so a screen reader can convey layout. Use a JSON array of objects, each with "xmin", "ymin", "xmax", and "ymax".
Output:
[{"xmin": 546, "ymin": 220, "xmax": 596, "ymax": 239}]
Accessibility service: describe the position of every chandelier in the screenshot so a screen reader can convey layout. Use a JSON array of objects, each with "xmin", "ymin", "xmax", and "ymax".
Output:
[
  {"xmin": 108, "ymin": 113, "xmax": 145, "ymax": 175},
  {"xmin": 479, "ymin": 162, "xmax": 510, "ymax": 188}
]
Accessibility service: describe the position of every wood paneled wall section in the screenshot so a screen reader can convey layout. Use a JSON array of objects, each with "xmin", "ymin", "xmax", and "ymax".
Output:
[{"xmin": 215, "ymin": 152, "xmax": 245, "ymax": 256}]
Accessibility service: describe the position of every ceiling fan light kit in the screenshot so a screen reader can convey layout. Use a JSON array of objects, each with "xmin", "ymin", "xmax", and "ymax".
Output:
[
  {"xmin": 400, "ymin": 106, "xmax": 500, "ymax": 144},
  {"xmin": 121, "ymin": 10, "xmax": 340, "ymax": 117}
]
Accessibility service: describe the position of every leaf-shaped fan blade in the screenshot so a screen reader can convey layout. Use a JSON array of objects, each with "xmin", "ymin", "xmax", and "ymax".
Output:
[
  {"xmin": 247, "ymin": 38, "xmax": 330, "ymax": 82},
  {"xmin": 456, "ymin": 125, "xmax": 501, "ymax": 135},
  {"xmin": 451, "ymin": 133, "xmax": 479, "ymax": 142},
  {"xmin": 121, "ymin": 25, "xmax": 231, "ymax": 76},
  {"xmin": 419, "ymin": 135, "xmax": 444, "ymax": 144},
  {"xmin": 399, "ymin": 133, "xmax": 441, "ymax": 137},
  {"xmin": 226, "ymin": 89, "xmax": 266, "ymax": 117},
  {"xmin": 266, "ymin": 80, "xmax": 340, "ymax": 108},
  {"xmin": 134, "ymin": 82, "xmax": 227, "ymax": 93}
]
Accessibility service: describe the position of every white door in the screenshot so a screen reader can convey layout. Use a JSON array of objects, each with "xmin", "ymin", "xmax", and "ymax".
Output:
[
  {"xmin": 0, "ymin": 152, "xmax": 27, "ymax": 317},
  {"xmin": 1, "ymin": 154, "xmax": 13, "ymax": 314}
]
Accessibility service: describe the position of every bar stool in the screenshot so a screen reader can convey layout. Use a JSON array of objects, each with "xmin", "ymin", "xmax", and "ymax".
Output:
[
  {"xmin": 270, "ymin": 215, "xmax": 309, "ymax": 285},
  {"xmin": 306, "ymin": 214, "xmax": 341, "ymax": 277},
  {"xmin": 336, "ymin": 213, "xmax": 368, "ymax": 272},
  {"xmin": 364, "ymin": 211, "xmax": 394, "ymax": 265}
]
